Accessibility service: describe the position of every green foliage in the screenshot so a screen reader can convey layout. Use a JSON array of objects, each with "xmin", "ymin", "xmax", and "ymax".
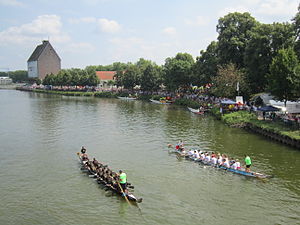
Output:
[
  {"xmin": 0, "ymin": 70, "xmax": 28, "ymax": 82},
  {"xmin": 173, "ymin": 98, "xmax": 199, "ymax": 108},
  {"xmin": 193, "ymin": 41, "xmax": 219, "ymax": 86},
  {"xmin": 211, "ymin": 63, "xmax": 249, "ymax": 98},
  {"xmin": 268, "ymin": 47, "xmax": 300, "ymax": 105},
  {"xmin": 222, "ymin": 111, "xmax": 256, "ymax": 125},
  {"xmin": 140, "ymin": 64, "xmax": 161, "ymax": 91},
  {"xmin": 152, "ymin": 95, "xmax": 161, "ymax": 101},
  {"xmin": 9, "ymin": 70, "xmax": 28, "ymax": 82},
  {"xmin": 250, "ymin": 120, "xmax": 300, "ymax": 140},
  {"xmin": 94, "ymin": 92, "xmax": 117, "ymax": 98},
  {"xmin": 41, "ymin": 68, "xmax": 99, "ymax": 87},
  {"xmin": 293, "ymin": 4, "xmax": 300, "ymax": 59},
  {"xmin": 217, "ymin": 12, "xmax": 258, "ymax": 68},
  {"xmin": 210, "ymin": 107, "xmax": 222, "ymax": 119},
  {"xmin": 163, "ymin": 53, "xmax": 195, "ymax": 90},
  {"xmin": 122, "ymin": 65, "xmax": 139, "ymax": 89},
  {"xmin": 137, "ymin": 94, "xmax": 152, "ymax": 100}
]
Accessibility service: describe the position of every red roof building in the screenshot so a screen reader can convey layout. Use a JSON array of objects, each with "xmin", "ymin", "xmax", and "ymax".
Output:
[{"xmin": 95, "ymin": 71, "xmax": 116, "ymax": 81}]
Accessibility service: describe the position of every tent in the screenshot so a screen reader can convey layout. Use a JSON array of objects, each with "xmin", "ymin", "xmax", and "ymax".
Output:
[
  {"xmin": 257, "ymin": 105, "xmax": 280, "ymax": 112},
  {"xmin": 221, "ymin": 100, "xmax": 236, "ymax": 105}
]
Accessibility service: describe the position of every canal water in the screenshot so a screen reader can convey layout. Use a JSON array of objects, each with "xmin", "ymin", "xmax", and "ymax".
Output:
[{"xmin": 0, "ymin": 90, "xmax": 299, "ymax": 225}]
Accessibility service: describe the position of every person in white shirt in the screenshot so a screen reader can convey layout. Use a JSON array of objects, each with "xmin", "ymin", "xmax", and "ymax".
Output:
[
  {"xmin": 236, "ymin": 159, "xmax": 241, "ymax": 170},
  {"xmin": 217, "ymin": 155, "xmax": 223, "ymax": 165},
  {"xmin": 223, "ymin": 159, "xmax": 230, "ymax": 168},
  {"xmin": 231, "ymin": 161, "xmax": 238, "ymax": 170},
  {"xmin": 211, "ymin": 156, "xmax": 217, "ymax": 165},
  {"xmin": 205, "ymin": 154, "xmax": 211, "ymax": 162},
  {"xmin": 193, "ymin": 150, "xmax": 199, "ymax": 159}
]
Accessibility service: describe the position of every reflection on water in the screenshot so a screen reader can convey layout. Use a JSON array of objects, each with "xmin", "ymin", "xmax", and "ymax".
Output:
[{"xmin": 0, "ymin": 90, "xmax": 299, "ymax": 225}]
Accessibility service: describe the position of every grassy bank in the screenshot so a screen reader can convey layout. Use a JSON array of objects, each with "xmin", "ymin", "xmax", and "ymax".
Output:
[
  {"xmin": 212, "ymin": 109, "xmax": 300, "ymax": 141},
  {"xmin": 23, "ymin": 88, "xmax": 119, "ymax": 98}
]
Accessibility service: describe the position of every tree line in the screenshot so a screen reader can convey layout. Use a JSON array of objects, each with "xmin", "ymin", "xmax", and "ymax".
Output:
[{"xmin": 4, "ymin": 4, "xmax": 300, "ymax": 103}]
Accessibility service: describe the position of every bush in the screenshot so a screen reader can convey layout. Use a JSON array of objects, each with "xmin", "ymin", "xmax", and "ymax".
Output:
[
  {"xmin": 173, "ymin": 98, "xmax": 199, "ymax": 108},
  {"xmin": 138, "ymin": 94, "xmax": 152, "ymax": 100},
  {"xmin": 94, "ymin": 92, "xmax": 117, "ymax": 98},
  {"xmin": 152, "ymin": 95, "xmax": 161, "ymax": 101},
  {"xmin": 222, "ymin": 111, "xmax": 256, "ymax": 125},
  {"xmin": 210, "ymin": 106, "xmax": 222, "ymax": 119}
]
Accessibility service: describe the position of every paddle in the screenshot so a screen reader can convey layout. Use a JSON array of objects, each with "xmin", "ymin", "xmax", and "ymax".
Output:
[{"xmin": 117, "ymin": 181, "xmax": 131, "ymax": 204}]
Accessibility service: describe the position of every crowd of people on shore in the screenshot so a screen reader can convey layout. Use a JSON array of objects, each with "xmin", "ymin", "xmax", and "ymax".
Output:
[
  {"xmin": 79, "ymin": 147, "xmax": 129, "ymax": 195},
  {"xmin": 173, "ymin": 141, "xmax": 252, "ymax": 173}
]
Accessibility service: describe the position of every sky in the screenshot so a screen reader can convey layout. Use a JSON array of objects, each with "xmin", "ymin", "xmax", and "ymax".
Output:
[{"xmin": 0, "ymin": 0, "xmax": 299, "ymax": 71}]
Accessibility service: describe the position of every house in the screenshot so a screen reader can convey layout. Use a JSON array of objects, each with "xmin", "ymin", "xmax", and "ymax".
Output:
[
  {"xmin": 95, "ymin": 71, "xmax": 116, "ymax": 87},
  {"xmin": 27, "ymin": 40, "xmax": 61, "ymax": 80},
  {"xmin": 0, "ymin": 77, "xmax": 12, "ymax": 85}
]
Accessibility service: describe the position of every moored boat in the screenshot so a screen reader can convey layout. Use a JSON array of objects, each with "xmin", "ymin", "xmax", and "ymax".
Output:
[
  {"xmin": 150, "ymin": 99, "xmax": 172, "ymax": 104},
  {"xmin": 187, "ymin": 107, "xmax": 205, "ymax": 115},
  {"xmin": 117, "ymin": 96, "xmax": 137, "ymax": 100}
]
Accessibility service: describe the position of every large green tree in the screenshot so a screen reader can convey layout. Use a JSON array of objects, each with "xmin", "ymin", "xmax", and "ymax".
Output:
[
  {"xmin": 122, "ymin": 65, "xmax": 139, "ymax": 90},
  {"xmin": 244, "ymin": 22, "xmax": 295, "ymax": 94},
  {"xmin": 211, "ymin": 63, "xmax": 249, "ymax": 99},
  {"xmin": 193, "ymin": 41, "xmax": 219, "ymax": 86},
  {"xmin": 268, "ymin": 47, "xmax": 300, "ymax": 106},
  {"xmin": 217, "ymin": 12, "xmax": 258, "ymax": 68},
  {"xmin": 140, "ymin": 64, "xmax": 162, "ymax": 92},
  {"xmin": 293, "ymin": 4, "xmax": 300, "ymax": 59},
  {"xmin": 163, "ymin": 53, "xmax": 194, "ymax": 90}
]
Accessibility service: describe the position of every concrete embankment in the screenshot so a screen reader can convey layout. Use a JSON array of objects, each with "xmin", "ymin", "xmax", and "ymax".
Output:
[{"xmin": 245, "ymin": 123, "xmax": 300, "ymax": 149}]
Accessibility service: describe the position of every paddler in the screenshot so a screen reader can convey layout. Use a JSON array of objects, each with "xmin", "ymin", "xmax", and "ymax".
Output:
[
  {"xmin": 118, "ymin": 170, "xmax": 128, "ymax": 194},
  {"xmin": 244, "ymin": 155, "xmax": 252, "ymax": 172},
  {"xmin": 81, "ymin": 146, "xmax": 86, "ymax": 154}
]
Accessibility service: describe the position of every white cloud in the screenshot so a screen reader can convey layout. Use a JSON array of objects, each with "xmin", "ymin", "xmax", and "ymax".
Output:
[
  {"xmin": 108, "ymin": 36, "xmax": 184, "ymax": 64},
  {"xmin": 162, "ymin": 27, "xmax": 177, "ymax": 36},
  {"xmin": 62, "ymin": 42, "xmax": 94, "ymax": 54},
  {"xmin": 0, "ymin": 0, "xmax": 24, "ymax": 7},
  {"xmin": 69, "ymin": 17, "xmax": 97, "ymax": 24},
  {"xmin": 98, "ymin": 18, "xmax": 121, "ymax": 33},
  {"xmin": 0, "ymin": 15, "xmax": 70, "ymax": 45},
  {"xmin": 257, "ymin": 0, "xmax": 298, "ymax": 16},
  {"xmin": 185, "ymin": 16, "xmax": 209, "ymax": 26},
  {"xmin": 219, "ymin": 6, "xmax": 249, "ymax": 17},
  {"xmin": 219, "ymin": 0, "xmax": 298, "ymax": 18}
]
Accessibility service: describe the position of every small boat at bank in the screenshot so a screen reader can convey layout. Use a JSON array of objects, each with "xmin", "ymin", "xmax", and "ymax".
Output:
[
  {"xmin": 77, "ymin": 153, "xmax": 142, "ymax": 203},
  {"xmin": 187, "ymin": 107, "xmax": 205, "ymax": 115},
  {"xmin": 150, "ymin": 99, "xmax": 172, "ymax": 104},
  {"xmin": 169, "ymin": 149, "xmax": 272, "ymax": 179},
  {"xmin": 117, "ymin": 96, "xmax": 137, "ymax": 100}
]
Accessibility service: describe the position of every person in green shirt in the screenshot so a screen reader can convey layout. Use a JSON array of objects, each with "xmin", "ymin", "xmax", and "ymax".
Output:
[
  {"xmin": 244, "ymin": 155, "xmax": 252, "ymax": 173},
  {"xmin": 119, "ymin": 170, "xmax": 127, "ymax": 194}
]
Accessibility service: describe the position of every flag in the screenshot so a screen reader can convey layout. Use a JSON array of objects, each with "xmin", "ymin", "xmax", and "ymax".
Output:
[{"xmin": 236, "ymin": 82, "xmax": 239, "ymax": 92}]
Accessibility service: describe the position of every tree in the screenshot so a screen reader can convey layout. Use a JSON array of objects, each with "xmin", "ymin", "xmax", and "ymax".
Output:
[
  {"xmin": 244, "ymin": 23, "xmax": 274, "ymax": 93},
  {"xmin": 86, "ymin": 72, "xmax": 99, "ymax": 86},
  {"xmin": 268, "ymin": 47, "xmax": 300, "ymax": 106},
  {"xmin": 163, "ymin": 53, "xmax": 194, "ymax": 90},
  {"xmin": 114, "ymin": 70, "xmax": 124, "ymax": 87},
  {"xmin": 211, "ymin": 63, "xmax": 249, "ymax": 99},
  {"xmin": 8, "ymin": 70, "xmax": 28, "ymax": 82},
  {"xmin": 122, "ymin": 65, "xmax": 139, "ymax": 90},
  {"xmin": 140, "ymin": 64, "xmax": 162, "ymax": 92},
  {"xmin": 193, "ymin": 41, "xmax": 219, "ymax": 86},
  {"xmin": 42, "ymin": 73, "xmax": 56, "ymax": 85},
  {"xmin": 217, "ymin": 12, "xmax": 258, "ymax": 68},
  {"xmin": 244, "ymin": 22, "xmax": 295, "ymax": 94},
  {"xmin": 293, "ymin": 4, "xmax": 300, "ymax": 59}
]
